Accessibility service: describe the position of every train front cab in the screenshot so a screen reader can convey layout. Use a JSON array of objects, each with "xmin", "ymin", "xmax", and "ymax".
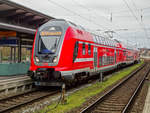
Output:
[{"xmin": 28, "ymin": 20, "xmax": 73, "ymax": 86}]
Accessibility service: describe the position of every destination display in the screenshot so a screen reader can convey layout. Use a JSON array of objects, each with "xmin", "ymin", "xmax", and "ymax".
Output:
[{"xmin": 40, "ymin": 31, "xmax": 62, "ymax": 36}]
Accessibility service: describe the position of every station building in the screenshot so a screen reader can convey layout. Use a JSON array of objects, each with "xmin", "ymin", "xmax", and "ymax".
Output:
[{"xmin": 0, "ymin": 0, "xmax": 54, "ymax": 75}]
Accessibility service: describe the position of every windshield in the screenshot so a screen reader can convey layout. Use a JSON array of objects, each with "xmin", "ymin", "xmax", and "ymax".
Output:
[
  {"xmin": 38, "ymin": 26, "xmax": 62, "ymax": 54},
  {"xmin": 39, "ymin": 36, "xmax": 60, "ymax": 54}
]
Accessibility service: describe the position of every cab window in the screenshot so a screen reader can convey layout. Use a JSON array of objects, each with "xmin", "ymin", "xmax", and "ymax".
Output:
[{"xmin": 73, "ymin": 41, "xmax": 79, "ymax": 61}]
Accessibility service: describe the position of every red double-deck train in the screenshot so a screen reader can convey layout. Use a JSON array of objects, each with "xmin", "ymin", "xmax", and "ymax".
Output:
[{"xmin": 28, "ymin": 19, "xmax": 140, "ymax": 86}]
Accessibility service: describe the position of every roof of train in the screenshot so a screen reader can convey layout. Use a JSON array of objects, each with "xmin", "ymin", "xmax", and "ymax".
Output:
[{"xmin": 41, "ymin": 19, "xmax": 139, "ymax": 51}]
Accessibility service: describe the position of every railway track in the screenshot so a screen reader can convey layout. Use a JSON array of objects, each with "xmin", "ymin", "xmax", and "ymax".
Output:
[
  {"xmin": 0, "ymin": 89, "xmax": 59, "ymax": 113},
  {"xmin": 80, "ymin": 63, "xmax": 150, "ymax": 113},
  {"xmin": 0, "ymin": 63, "xmax": 145, "ymax": 113}
]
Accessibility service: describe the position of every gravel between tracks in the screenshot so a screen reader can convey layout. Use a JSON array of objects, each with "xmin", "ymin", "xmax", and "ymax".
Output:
[
  {"xmin": 2, "ymin": 63, "xmax": 145, "ymax": 113},
  {"xmin": 67, "ymin": 63, "xmax": 149, "ymax": 113},
  {"xmin": 129, "ymin": 71, "xmax": 150, "ymax": 113},
  {"xmin": 9, "ymin": 83, "xmax": 93, "ymax": 113}
]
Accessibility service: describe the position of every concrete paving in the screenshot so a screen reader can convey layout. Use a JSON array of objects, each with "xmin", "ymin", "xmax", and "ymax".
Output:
[
  {"xmin": 143, "ymin": 86, "xmax": 150, "ymax": 113},
  {"xmin": 0, "ymin": 75, "xmax": 33, "ymax": 96},
  {"xmin": 0, "ymin": 75, "xmax": 26, "ymax": 80}
]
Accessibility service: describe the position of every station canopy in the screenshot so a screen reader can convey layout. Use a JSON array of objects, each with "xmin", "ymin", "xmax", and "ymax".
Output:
[{"xmin": 0, "ymin": 0, "xmax": 55, "ymax": 38}]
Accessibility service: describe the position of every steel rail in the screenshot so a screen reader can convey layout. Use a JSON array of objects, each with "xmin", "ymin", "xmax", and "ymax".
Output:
[
  {"xmin": 80, "ymin": 63, "xmax": 146, "ymax": 113},
  {"xmin": 0, "ymin": 90, "xmax": 59, "ymax": 113},
  {"xmin": 0, "ymin": 88, "xmax": 37, "ymax": 102},
  {"xmin": 122, "ymin": 66, "xmax": 150, "ymax": 113}
]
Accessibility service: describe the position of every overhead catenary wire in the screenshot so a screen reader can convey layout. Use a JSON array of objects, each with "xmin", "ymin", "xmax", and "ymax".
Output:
[
  {"xmin": 47, "ymin": 0, "xmax": 148, "ymax": 47},
  {"xmin": 71, "ymin": 0, "xmax": 123, "ymax": 32},
  {"xmin": 112, "ymin": 6, "xmax": 150, "ymax": 14},
  {"xmin": 71, "ymin": 1, "xmax": 144, "ymax": 42},
  {"xmin": 47, "ymin": 0, "xmax": 126, "ymax": 39},
  {"xmin": 130, "ymin": 0, "xmax": 149, "ymax": 36},
  {"xmin": 78, "ymin": 0, "xmax": 149, "ymax": 44},
  {"xmin": 72, "ymin": 0, "xmax": 111, "ymax": 22},
  {"xmin": 47, "ymin": 0, "xmax": 109, "ymax": 31},
  {"xmin": 122, "ymin": 0, "xmax": 149, "ymax": 39},
  {"xmin": 72, "ymin": 0, "xmax": 91, "ymax": 11}
]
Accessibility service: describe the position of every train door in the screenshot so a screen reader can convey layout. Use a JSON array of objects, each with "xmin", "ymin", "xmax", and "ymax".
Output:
[
  {"xmin": 114, "ymin": 49, "xmax": 117, "ymax": 64},
  {"xmin": 93, "ymin": 47, "xmax": 98, "ymax": 71}
]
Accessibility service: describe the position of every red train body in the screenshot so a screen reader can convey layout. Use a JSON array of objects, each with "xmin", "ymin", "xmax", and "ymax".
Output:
[{"xmin": 28, "ymin": 19, "xmax": 140, "ymax": 86}]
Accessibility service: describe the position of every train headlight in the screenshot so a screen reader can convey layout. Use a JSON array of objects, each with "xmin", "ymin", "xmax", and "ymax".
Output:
[
  {"xmin": 53, "ymin": 56, "xmax": 57, "ymax": 63},
  {"xmin": 35, "ymin": 57, "xmax": 40, "ymax": 62}
]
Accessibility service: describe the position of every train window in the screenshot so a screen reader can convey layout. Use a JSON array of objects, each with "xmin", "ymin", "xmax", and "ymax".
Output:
[
  {"xmin": 99, "ymin": 37, "xmax": 102, "ymax": 44},
  {"xmin": 95, "ymin": 36, "xmax": 98, "ymax": 43},
  {"xmin": 103, "ymin": 38, "xmax": 105, "ymax": 45},
  {"xmin": 110, "ymin": 56, "xmax": 111, "ymax": 64},
  {"xmin": 102, "ymin": 38, "xmax": 104, "ymax": 45},
  {"xmin": 111, "ymin": 41, "xmax": 113, "ymax": 46},
  {"xmin": 96, "ymin": 36, "xmax": 98, "ymax": 43},
  {"xmin": 108, "ymin": 56, "xmax": 110, "ymax": 64},
  {"xmin": 101, "ymin": 56, "xmax": 104, "ymax": 66},
  {"xmin": 107, "ymin": 39, "xmax": 109, "ymax": 45},
  {"xmin": 101, "ymin": 38, "xmax": 104, "ymax": 45},
  {"xmin": 106, "ymin": 39, "xmax": 108, "ymax": 45},
  {"xmin": 112, "ymin": 41, "xmax": 115, "ymax": 47},
  {"xmin": 109, "ymin": 40, "xmax": 111, "ymax": 46},
  {"xmin": 73, "ymin": 41, "xmax": 79, "ymax": 62},
  {"xmin": 103, "ymin": 56, "xmax": 106, "ymax": 65},
  {"xmin": 82, "ymin": 43, "xmax": 86, "ymax": 55},
  {"xmin": 107, "ymin": 40, "xmax": 109, "ymax": 46},
  {"xmin": 123, "ymin": 51, "xmax": 126, "ymax": 56},
  {"xmin": 111, "ymin": 56, "xmax": 112, "ymax": 64},
  {"xmin": 96, "ymin": 36, "xmax": 99, "ymax": 43},
  {"xmin": 88, "ymin": 44, "xmax": 91, "ymax": 55},
  {"xmin": 101, "ymin": 38, "xmax": 103, "ymax": 44},
  {"xmin": 97, "ymin": 36, "xmax": 100, "ymax": 44},
  {"xmin": 93, "ymin": 35, "xmax": 97, "ymax": 43},
  {"xmin": 108, "ymin": 56, "xmax": 109, "ymax": 65},
  {"xmin": 106, "ymin": 56, "xmax": 108, "ymax": 65},
  {"xmin": 105, "ymin": 39, "xmax": 107, "ymax": 45},
  {"xmin": 108, "ymin": 40, "xmax": 109, "ymax": 46},
  {"xmin": 105, "ymin": 56, "xmax": 107, "ymax": 65},
  {"xmin": 99, "ymin": 56, "xmax": 102, "ymax": 66},
  {"xmin": 104, "ymin": 38, "xmax": 106, "ymax": 45}
]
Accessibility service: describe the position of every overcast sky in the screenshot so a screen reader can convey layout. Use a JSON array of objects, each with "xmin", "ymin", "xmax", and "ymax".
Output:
[{"xmin": 11, "ymin": 0, "xmax": 150, "ymax": 48}]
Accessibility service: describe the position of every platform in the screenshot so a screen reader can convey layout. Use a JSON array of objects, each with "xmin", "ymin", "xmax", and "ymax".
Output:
[
  {"xmin": 0, "ymin": 0, "xmax": 54, "ymax": 76},
  {"xmin": 0, "ymin": 74, "xmax": 28, "ymax": 81},
  {"xmin": 0, "ymin": 75, "xmax": 33, "ymax": 97},
  {"xmin": 143, "ymin": 85, "xmax": 150, "ymax": 113}
]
